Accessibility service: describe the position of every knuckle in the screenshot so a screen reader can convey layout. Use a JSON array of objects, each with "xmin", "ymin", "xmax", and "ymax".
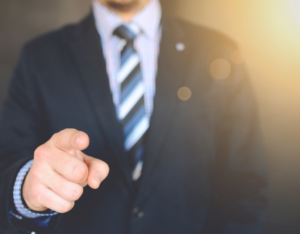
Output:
[
  {"xmin": 71, "ymin": 163, "xmax": 88, "ymax": 182},
  {"xmin": 34, "ymin": 146, "xmax": 46, "ymax": 160},
  {"xmin": 57, "ymin": 128, "xmax": 76, "ymax": 140},
  {"xmin": 56, "ymin": 131, "xmax": 65, "ymax": 142},
  {"xmin": 60, "ymin": 201, "xmax": 74, "ymax": 213},
  {"xmin": 34, "ymin": 145, "xmax": 51, "ymax": 162},
  {"xmin": 54, "ymin": 177, "xmax": 65, "ymax": 192},
  {"xmin": 42, "ymin": 194, "xmax": 54, "ymax": 208},
  {"xmin": 68, "ymin": 185, "xmax": 83, "ymax": 201},
  {"xmin": 98, "ymin": 161, "xmax": 110, "ymax": 176},
  {"xmin": 52, "ymin": 177, "xmax": 81, "ymax": 201},
  {"xmin": 30, "ymin": 167, "xmax": 42, "ymax": 180},
  {"xmin": 29, "ymin": 172, "xmax": 40, "ymax": 187}
]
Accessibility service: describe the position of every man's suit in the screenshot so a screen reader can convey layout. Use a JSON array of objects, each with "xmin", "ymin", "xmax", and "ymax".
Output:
[{"xmin": 0, "ymin": 12, "xmax": 268, "ymax": 234}]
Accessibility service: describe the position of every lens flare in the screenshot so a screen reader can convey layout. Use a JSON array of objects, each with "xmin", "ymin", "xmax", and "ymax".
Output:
[
  {"xmin": 231, "ymin": 51, "xmax": 244, "ymax": 65},
  {"xmin": 210, "ymin": 59, "xmax": 231, "ymax": 80},
  {"xmin": 291, "ymin": 0, "xmax": 300, "ymax": 22}
]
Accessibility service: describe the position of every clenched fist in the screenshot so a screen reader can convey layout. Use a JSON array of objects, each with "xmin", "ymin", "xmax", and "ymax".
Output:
[{"xmin": 22, "ymin": 129, "xmax": 109, "ymax": 213}]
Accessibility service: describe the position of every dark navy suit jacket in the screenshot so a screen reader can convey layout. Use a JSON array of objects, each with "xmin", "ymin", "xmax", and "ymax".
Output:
[{"xmin": 0, "ymin": 12, "xmax": 268, "ymax": 234}]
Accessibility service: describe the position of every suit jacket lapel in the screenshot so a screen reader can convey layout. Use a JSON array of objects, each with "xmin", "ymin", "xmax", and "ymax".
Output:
[
  {"xmin": 137, "ymin": 17, "xmax": 189, "ymax": 201},
  {"xmin": 67, "ymin": 14, "xmax": 132, "ymax": 188}
]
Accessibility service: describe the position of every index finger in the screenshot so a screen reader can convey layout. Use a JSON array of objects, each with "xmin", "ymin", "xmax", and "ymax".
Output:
[{"xmin": 52, "ymin": 129, "xmax": 90, "ymax": 154}]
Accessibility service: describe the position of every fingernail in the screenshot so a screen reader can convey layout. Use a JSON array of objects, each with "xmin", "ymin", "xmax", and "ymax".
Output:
[
  {"xmin": 95, "ymin": 174, "xmax": 101, "ymax": 184},
  {"xmin": 75, "ymin": 134, "xmax": 82, "ymax": 145}
]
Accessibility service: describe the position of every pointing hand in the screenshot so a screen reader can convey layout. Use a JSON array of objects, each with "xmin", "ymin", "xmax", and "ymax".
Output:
[{"xmin": 22, "ymin": 129, "xmax": 109, "ymax": 213}]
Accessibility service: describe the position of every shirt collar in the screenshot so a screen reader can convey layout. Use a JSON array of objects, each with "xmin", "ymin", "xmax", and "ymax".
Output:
[{"xmin": 92, "ymin": 0, "xmax": 162, "ymax": 40}]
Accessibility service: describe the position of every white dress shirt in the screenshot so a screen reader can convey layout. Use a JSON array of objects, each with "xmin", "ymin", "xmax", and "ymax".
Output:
[{"xmin": 92, "ymin": 0, "xmax": 162, "ymax": 117}]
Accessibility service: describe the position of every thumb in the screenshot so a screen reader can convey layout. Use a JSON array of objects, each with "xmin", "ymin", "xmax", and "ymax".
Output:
[
  {"xmin": 53, "ymin": 128, "xmax": 90, "ymax": 161},
  {"xmin": 83, "ymin": 154, "xmax": 110, "ymax": 189}
]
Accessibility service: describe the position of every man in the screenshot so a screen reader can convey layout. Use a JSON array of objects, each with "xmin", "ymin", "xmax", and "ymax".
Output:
[{"xmin": 0, "ymin": 0, "xmax": 268, "ymax": 233}]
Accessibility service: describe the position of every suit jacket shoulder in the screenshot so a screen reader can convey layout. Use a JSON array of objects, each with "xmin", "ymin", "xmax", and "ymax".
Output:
[
  {"xmin": 21, "ymin": 13, "xmax": 94, "ymax": 62},
  {"xmin": 165, "ymin": 16, "xmax": 238, "ymax": 49}
]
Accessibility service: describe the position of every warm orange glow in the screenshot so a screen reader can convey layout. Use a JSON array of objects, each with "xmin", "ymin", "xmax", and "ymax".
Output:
[
  {"xmin": 172, "ymin": 0, "xmax": 300, "ymax": 162},
  {"xmin": 171, "ymin": 0, "xmax": 300, "ymax": 230},
  {"xmin": 230, "ymin": 51, "xmax": 244, "ymax": 65},
  {"xmin": 173, "ymin": 0, "xmax": 300, "ymax": 80},
  {"xmin": 210, "ymin": 59, "xmax": 231, "ymax": 80}
]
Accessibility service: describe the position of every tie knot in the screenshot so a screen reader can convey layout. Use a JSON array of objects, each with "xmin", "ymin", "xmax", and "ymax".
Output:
[{"xmin": 114, "ymin": 24, "xmax": 140, "ymax": 42}]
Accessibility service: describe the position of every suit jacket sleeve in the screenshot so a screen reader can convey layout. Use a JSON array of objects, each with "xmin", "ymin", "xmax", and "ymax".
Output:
[
  {"xmin": 202, "ymin": 61, "xmax": 268, "ymax": 234},
  {"xmin": 0, "ymin": 46, "xmax": 61, "ymax": 234}
]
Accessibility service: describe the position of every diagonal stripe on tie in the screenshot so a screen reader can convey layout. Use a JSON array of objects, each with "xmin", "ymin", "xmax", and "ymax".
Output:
[
  {"xmin": 118, "ymin": 54, "xmax": 140, "ymax": 84},
  {"xmin": 123, "ymin": 105, "xmax": 145, "ymax": 137},
  {"xmin": 124, "ymin": 116, "xmax": 149, "ymax": 151},
  {"xmin": 118, "ymin": 81, "xmax": 144, "ymax": 120},
  {"xmin": 114, "ymin": 24, "xmax": 148, "ymax": 180},
  {"xmin": 120, "ymin": 70, "xmax": 142, "ymax": 102},
  {"xmin": 121, "ymin": 45, "xmax": 135, "ymax": 66},
  {"xmin": 121, "ymin": 97, "xmax": 144, "ymax": 127},
  {"xmin": 120, "ymin": 65, "xmax": 141, "ymax": 91}
]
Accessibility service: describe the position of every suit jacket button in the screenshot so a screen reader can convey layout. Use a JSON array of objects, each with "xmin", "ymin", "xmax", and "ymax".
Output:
[{"xmin": 133, "ymin": 207, "xmax": 144, "ymax": 218}]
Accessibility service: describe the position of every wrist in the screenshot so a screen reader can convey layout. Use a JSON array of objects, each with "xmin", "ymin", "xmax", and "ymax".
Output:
[
  {"xmin": 22, "ymin": 173, "xmax": 47, "ymax": 212},
  {"xmin": 13, "ymin": 160, "xmax": 58, "ymax": 218}
]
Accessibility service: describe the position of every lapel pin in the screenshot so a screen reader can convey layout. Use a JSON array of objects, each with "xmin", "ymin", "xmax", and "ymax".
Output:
[{"xmin": 176, "ymin": 42, "xmax": 185, "ymax": 51}]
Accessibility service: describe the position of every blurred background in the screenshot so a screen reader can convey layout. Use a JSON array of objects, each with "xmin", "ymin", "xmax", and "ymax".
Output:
[{"xmin": 0, "ymin": 0, "xmax": 299, "ymax": 233}]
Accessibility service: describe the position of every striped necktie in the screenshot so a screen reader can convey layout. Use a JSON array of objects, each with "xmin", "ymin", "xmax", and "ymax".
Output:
[{"xmin": 114, "ymin": 24, "xmax": 149, "ymax": 181}]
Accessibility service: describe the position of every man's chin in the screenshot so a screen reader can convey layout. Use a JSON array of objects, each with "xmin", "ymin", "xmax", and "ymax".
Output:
[{"xmin": 107, "ymin": 0, "xmax": 139, "ymax": 13}]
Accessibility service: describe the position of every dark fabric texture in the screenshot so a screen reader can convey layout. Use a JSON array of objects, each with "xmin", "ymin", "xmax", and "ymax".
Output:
[{"xmin": 0, "ymin": 12, "xmax": 268, "ymax": 234}]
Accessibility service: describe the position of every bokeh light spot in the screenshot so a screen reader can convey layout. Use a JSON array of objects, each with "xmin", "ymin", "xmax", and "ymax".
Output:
[
  {"xmin": 177, "ymin": 87, "xmax": 192, "ymax": 101},
  {"xmin": 176, "ymin": 42, "xmax": 185, "ymax": 51},
  {"xmin": 231, "ymin": 50, "xmax": 244, "ymax": 64},
  {"xmin": 210, "ymin": 59, "xmax": 231, "ymax": 80}
]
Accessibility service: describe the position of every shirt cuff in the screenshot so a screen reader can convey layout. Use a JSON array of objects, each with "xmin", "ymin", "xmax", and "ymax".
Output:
[{"xmin": 13, "ymin": 159, "xmax": 58, "ymax": 219}]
